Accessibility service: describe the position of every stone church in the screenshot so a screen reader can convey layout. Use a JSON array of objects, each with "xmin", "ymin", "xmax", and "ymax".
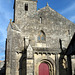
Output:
[{"xmin": 5, "ymin": 0, "xmax": 75, "ymax": 75}]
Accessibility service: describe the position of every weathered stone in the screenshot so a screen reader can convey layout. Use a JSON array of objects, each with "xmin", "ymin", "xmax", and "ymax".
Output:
[{"xmin": 5, "ymin": 0, "xmax": 75, "ymax": 75}]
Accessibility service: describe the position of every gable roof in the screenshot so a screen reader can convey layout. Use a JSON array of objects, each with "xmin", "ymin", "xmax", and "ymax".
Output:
[{"xmin": 37, "ymin": 5, "xmax": 75, "ymax": 25}]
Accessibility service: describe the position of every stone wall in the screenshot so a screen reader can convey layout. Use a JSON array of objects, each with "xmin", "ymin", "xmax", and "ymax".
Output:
[
  {"xmin": 15, "ymin": 0, "xmax": 37, "ymax": 25},
  {"xmin": 6, "ymin": 0, "xmax": 75, "ymax": 75},
  {"xmin": 71, "ymin": 55, "xmax": 75, "ymax": 75},
  {"xmin": 0, "ymin": 61, "xmax": 4, "ymax": 70},
  {"xmin": 11, "ymin": 5, "xmax": 75, "ymax": 51}
]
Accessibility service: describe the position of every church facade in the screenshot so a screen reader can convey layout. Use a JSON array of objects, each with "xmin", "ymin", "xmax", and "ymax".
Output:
[{"xmin": 5, "ymin": 0, "xmax": 75, "ymax": 75}]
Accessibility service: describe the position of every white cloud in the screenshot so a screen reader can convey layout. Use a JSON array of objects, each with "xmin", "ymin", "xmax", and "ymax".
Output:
[
  {"xmin": 0, "ymin": 0, "xmax": 13, "ymax": 43},
  {"xmin": 0, "ymin": 0, "xmax": 13, "ymax": 61},
  {"xmin": 59, "ymin": 2, "xmax": 75, "ymax": 23},
  {"xmin": 0, "ymin": 55, "xmax": 5, "ymax": 60},
  {"xmin": 69, "ymin": 16, "xmax": 75, "ymax": 22},
  {"xmin": 0, "ymin": 5, "xmax": 13, "ymax": 22},
  {"xmin": 60, "ymin": 2, "xmax": 75, "ymax": 14},
  {"xmin": 0, "ymin": 28, "xmax": 7, "ymax": 40},
  {"xmin": 0, "ymin": 47, "xmax": 5, "ymax": 53}
]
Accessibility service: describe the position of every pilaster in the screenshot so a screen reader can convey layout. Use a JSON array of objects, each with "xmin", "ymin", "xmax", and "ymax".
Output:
[{"xmin": 55, "ymin": 54, "xmax": 59, "ymax": 75}]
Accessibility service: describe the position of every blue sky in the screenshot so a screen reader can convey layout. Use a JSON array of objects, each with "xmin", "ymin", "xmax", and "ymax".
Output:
[{"xmin": 0, "ymin": 0, "xmax": 75, "ymax": 61}]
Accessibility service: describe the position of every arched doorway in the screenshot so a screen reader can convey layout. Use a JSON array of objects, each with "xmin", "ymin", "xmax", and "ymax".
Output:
[
  {"xmin": 35, "ymin": 57, "xmax": 55, "ymax": 75},
  {"xmin": 39, "ymin": 63, "xmax": 49, "ymax": 75}
]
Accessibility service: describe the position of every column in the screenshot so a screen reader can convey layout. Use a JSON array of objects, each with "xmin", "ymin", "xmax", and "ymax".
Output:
[{"xmin": 55, "ymin": 54, "xmax": 59, "ymax": 75}]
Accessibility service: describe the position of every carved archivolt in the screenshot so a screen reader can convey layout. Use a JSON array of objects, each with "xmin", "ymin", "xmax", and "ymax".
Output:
[{"xmin": 34, "ymin": 56, "xmax": 55, "ymax": 75}]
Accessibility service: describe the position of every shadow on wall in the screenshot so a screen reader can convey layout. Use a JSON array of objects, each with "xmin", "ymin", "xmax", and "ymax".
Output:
[
  {"xmin": 59, "ymin": 52, "xmax": 72, "ymax": 75},
  {"xmin": 19, "ymin": 38, "xmax": 27, "ymax": 75},
  {"xmin": 59, "ymin": 53, "xmax": 67, "ymax": 75},
  {"xmin": 59, "ymin": 39, "xmax": 68, "ymax": 75},
  {"xmin": 0, "ymin": 62, "xmax": 5, "ymax": 75}
]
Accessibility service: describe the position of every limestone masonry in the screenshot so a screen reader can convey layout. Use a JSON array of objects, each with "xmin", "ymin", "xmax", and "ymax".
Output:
[{"xmin": 5, "ymin": 0, "xmax": 75, "ymax": 75}]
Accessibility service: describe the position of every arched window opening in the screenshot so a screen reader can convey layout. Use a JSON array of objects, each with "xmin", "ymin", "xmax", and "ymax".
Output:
[
  {"xmin": 25, "ymin": 4, "xmax": 28, "ymax": 11},
  {"xmin": 38, "ymin": 30, "xmax": 46, "ymax": 42},
  {"xmin": 40, "ymin": 17, "xmax": 42, "ymax": 23}
]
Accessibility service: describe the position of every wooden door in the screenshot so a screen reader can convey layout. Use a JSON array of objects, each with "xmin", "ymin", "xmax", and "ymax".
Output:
[{"xmin": 39, "ymin": 63, "xmax": 49, "ymax": 75}]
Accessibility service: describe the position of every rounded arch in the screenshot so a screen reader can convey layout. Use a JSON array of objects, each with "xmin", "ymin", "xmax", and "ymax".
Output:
[
  {"xmin": 36, "ymin": 57, "xmax": 55, "ymax": 65},
  {"xmin": 35, "ymin": 57, "xmax": 55, "ymax": 75},
  {"xmin": 37, "ymin": 30, "xmax": 46, "ymax": 42}
]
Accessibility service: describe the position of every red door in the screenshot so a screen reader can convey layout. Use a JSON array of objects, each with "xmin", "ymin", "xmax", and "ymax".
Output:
[{"xmin": 39, "ymin": 63, "xmax": 49, "ymax": 75}]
